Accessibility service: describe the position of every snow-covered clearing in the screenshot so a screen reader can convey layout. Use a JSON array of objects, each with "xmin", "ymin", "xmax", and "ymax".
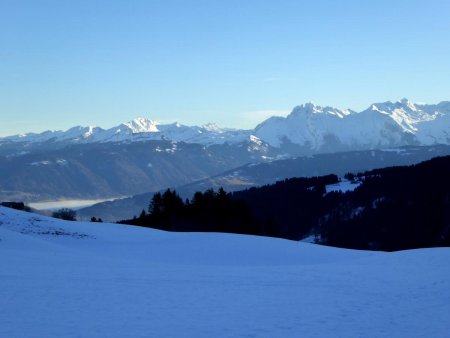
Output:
[
  {"xmin": 325, "ymin": 179, "xmax": 361, "ymax": 193},
  {"xmin": 1, "ymin": 206, "xmax": 449, "ymax": 337}
]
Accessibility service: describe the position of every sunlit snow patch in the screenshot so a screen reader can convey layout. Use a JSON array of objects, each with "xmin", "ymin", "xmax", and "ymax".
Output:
[{"xmin": 325, "ymin": 179, "xmax": 361, "ymax": 193}]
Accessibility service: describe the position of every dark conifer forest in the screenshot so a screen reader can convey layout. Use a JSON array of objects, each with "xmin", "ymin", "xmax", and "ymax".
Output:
[{"xmin": 120, "ymin": 156, "xmax": 450, "ymax": 251}]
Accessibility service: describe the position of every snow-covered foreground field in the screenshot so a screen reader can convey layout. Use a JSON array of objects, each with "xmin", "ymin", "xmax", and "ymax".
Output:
[{"xmin": 1, "ymin": 206, "xmax": 449, "ymax": 338}]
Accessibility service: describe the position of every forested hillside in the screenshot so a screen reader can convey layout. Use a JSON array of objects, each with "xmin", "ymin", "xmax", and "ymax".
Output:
[{"xmin": 121, "ymin": 156, "xmax": 450, "ymax": 251}]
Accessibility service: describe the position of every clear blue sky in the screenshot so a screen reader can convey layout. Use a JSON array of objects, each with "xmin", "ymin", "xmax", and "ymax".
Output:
[{"xmin": 1, "ymin": 0, "xmax": 450, "ymax": 135}]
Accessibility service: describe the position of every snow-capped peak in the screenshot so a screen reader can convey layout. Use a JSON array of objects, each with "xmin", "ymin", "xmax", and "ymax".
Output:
[
  {"xmin": 253, "ymin": 99, "xmax": 450, "ymax": 149},
  {"xmin": 289, "ymin": 103, "xmax": 352, "ymax": 119},
  {"xmin": 365, "ymin": 99, "xmax": 445, "ymax": 134},
  {"xmin": 369, "ymin": 98, "xmax": 420, "ymax": 115},
  {"xmin": 202, "ymin": 123, "xmax": 222, "ymax": 132},
  {"xmin": 398, "ymin": 98, "xmax": 417, "ymax": 110},
  {"xmin": 124, "ymin": 117, "xmax": 159, "ymax": 133},
  {"xmin": 290, "ymin": 103, "xmax": 321, "ymax": 115}
]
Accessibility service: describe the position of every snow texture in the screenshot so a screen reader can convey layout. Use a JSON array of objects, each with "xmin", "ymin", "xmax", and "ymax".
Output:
[{"xmin": 1, "ymin": 206, "xmax": 449, "ymax": 338}]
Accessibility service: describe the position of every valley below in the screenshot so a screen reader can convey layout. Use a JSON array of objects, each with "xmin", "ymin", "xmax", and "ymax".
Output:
[{"xmin": 27, "ymin": 197, "xmax": 124, "ymax": 211}]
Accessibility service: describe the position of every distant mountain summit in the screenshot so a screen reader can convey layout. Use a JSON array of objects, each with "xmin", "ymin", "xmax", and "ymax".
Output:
[
  {"xmin": 1, "ymin": 99, "xmax": 449, "ymax": 155},
  {"xmin": 254, "ymin": 99, "xmax": 450, "ymax": 152}
]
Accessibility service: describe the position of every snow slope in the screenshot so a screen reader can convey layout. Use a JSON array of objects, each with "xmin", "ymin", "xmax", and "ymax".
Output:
[{"xmin": 1, "ymin": 206, "xmax": 449, "ymax": 337}]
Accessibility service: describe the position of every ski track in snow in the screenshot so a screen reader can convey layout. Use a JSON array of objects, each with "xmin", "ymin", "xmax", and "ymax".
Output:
[{"xmin": 1, "ymin": 206, "xmax": 449, "ymax": 338}]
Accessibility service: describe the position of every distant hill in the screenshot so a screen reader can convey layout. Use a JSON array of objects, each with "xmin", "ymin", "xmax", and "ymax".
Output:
[
  {"xmin": 0, "ymin": 139, "xmax": 274, "ymax": 202},
  {"xmin": 79, "ymin": 145, "xmax": 450, "ymax": 221}
]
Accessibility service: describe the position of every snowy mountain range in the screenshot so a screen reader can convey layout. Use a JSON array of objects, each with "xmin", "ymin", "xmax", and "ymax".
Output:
[
  {"xmin": 2, "ymin": 99, "xmax": 449, "ymax": 153},
  {"xmin": 1, "ymin": 118, "xmax": 251, "ymax": 146},
  {"xmin": 254, "ymin": 99, "xmax": 450, "ymax": 150}
]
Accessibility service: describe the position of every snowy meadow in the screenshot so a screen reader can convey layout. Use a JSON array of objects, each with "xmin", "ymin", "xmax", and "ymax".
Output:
[{"xmin": 1, "ymin": 206, "xmax": 449, "ymax": 338}]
